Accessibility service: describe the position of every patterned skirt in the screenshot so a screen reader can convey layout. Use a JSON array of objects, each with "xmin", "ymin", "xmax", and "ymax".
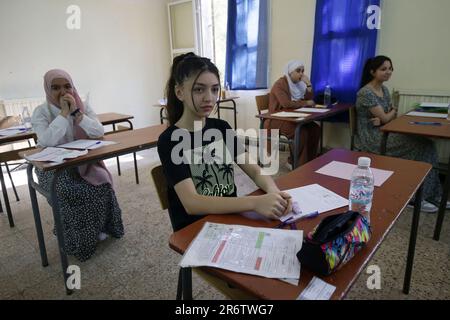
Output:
[{"xmin": 35, "ymin": 168, "xmax": 124, "ymax": 262}]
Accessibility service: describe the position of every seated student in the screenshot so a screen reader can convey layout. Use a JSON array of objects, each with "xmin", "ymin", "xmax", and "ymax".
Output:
[
  {"xmin": 157, "ymin": 53, "xmax": 292, "ymax": 231},
  {"xmin": 264, "ymin": 60, "xmax": 321, "ymax": 168},
  {"xmin": 31, "ymin": 69, "xmax": 124, "ymax": 261},
  {"xmin": 355, "ymin": 56, "xmax": 443, "ymax": 213}
]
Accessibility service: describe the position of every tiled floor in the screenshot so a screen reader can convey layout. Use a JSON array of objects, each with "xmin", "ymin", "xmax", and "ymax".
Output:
[{"xmin": 0, "ymin": 148, "xmax": 449, "ymax": 300}]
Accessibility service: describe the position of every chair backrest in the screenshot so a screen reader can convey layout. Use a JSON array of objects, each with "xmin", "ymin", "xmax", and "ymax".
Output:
[
  {"xmin": 348, "ymin": 105, "xmax": 357, "ymax": 151},
  {"xmin": 255, "ymin": 94, "xmax": 270, "ymax": 114},
  {"xmin": 151, "ymin": 164, "xmax": 169, "ymax": 210}
]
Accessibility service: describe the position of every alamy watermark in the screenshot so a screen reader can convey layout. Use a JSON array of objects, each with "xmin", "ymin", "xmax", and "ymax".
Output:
[
  {"xmin": 170, "ymin": 121, "xmax": 281, "ymax": 175},
  {"xmin": 66, "ymin": 5, "xmax": 81, "ymax": 30},
  {"xmin": 366, "ymin": 264, "xmax": 381, "ymax": 290},
  {"xmin": 66, "ymin": 265, "xmax": 81, "ymax": 290}
]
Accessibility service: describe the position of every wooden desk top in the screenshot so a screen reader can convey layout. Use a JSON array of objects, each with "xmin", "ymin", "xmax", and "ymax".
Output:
[
  {"xmin": 256, "ymin": 103, "xmax": 353, "ymax": 123},
  {"xmin": 97, "ymin": 113, "xmax": 134, "ymax": 125},
  {"xmin": 169, "ymin": 148, "xmax": 431, "ymax": 300},
  {"xmin": 380, "ymin": 115, "xmax": 450, "ymax": 139},
  {"xmin": 0, "ymin": 130, "xmax": 36, "ymax": 145},
  {"xmin": 19, "ymin": 124, "xmax": 167, "ymax": 171}
]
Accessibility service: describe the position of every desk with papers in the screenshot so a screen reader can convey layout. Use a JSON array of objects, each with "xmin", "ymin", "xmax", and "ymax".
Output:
[{"xmin": 170, "ymin": 148, "xmax": 431, "ymax": 299}]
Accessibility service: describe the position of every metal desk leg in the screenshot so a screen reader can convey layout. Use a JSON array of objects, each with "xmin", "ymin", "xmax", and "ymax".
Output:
[
  {"xmin": 181, "ymin": 267, "xmax": 193, "ymax": 300},
  {"xmin": 433, "ymin": 154, "xmax": 450, "ymax": 241},
  {"xmin": 293, "ymin": 124, "xmax": 302, "ymax": 169},
  {"xmin": 403, "ymin": 184, "xmax": 423, "ymax": 294},
  {"xmin": 231, "ymin": 99, "xmax": 237, "ymax": 130},
  {"xmin": 126, "ymin": 120, "xmax": 139, "ymax": 185},
  {"xmin": 380, "ymin": 132, "xmax": 388, "ymax": 155},
  {"xmin": 5, "ymin": 163, "xmax": 19, "ymax": 201},
  {"xmin": 320, "ymin": 120, "xmax": 324, "ymax": 155},
  {"xmin": 0, "ymin": 162, "xmax": 14, "ymax": 227},
  {"xmin": 50, "ymin": 170, "xmax": 73, "ymax": 295},
  {"xmin": 113, "ymin": 123, "xmax": 121, "ymax": 176},
  {"xmin": 27, "ymin": 164, "xmax": 48, "ymax": 267}
]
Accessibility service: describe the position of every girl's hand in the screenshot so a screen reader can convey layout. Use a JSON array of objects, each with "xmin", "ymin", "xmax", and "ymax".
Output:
[
  {"xmin": 59, "ymin": 97, "xmax": 71, "ymax": 118},
  {"xmin": 61, "ymin": 94, "xmax": 77, "ymax": 112},
  {"xmin": 301, "ymin": 75, "xmax": 311, "ymax": 86},
  {"xmin": 253, "ymin": 192, "xmax": 291, "ymax": 220},
  {"xmin": 74, "ymin": 111, "xmax": 84, "ymax": 125},
  {"xmin": 370, "ymin": 117, "xmax": 381, "ymax": 127}
]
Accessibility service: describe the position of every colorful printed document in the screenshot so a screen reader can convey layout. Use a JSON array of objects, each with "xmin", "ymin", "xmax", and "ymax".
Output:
[
  {"xmin": 180, "ymin": 222, "xmax": 303, "ymax": 279},
  {"xmin": 316, "ymin": 161, "xmax": 393, "ymax": 187}
]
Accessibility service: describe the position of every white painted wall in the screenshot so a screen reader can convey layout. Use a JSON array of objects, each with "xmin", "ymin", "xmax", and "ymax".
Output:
[{"xmin": 0, "ymin": 0, "xmax": 171, "ymax": 128}]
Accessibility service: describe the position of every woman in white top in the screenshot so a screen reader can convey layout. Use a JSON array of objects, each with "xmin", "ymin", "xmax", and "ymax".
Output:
[{"xmin": 31, "ymin": 69, "xmax": 124, "ymax": 261}]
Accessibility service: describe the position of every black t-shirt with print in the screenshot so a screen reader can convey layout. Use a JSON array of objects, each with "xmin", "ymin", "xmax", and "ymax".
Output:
[{"xmin": 157, "ymin": 118, "xmax": 245, "ymax": 231}]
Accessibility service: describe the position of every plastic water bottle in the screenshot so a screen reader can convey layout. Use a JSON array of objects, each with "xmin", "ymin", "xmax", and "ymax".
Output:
[
  {"xmin": 21, "ymin": 106, "xmax": 32, "ymax": 129},
  {"xmin": 324, "ymin": 85, "xmax": 331, "ymax": 107},
  {"xmin": 349, "ymin": 157, "xmax": 374, "ymax": 223}
]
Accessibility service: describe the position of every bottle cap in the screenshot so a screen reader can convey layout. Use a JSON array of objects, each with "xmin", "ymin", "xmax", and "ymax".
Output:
[{"xmin": 358, "ymin": 157, "xmax": 371, "ymax": 167}]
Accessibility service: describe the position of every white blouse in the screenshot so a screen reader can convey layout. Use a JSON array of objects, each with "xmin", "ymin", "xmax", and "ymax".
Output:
[{"xmin": 31, "ymin": 102, "xmax": 104, "ymax": 147}]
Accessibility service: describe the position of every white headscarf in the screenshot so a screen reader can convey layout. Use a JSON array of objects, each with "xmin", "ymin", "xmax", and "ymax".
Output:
[{"xmin": 284, "ymin": 60, "xmax": 307, "ymax": 101}]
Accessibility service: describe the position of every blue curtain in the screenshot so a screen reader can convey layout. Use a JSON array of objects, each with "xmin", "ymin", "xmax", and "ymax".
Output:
[
  {"xmin": 311, "ymin": 0, "xmax": 380, "ymax": 104},
  {"xmin": 225, "ymin": 0, "xmax": 269, "ymax": 90}
]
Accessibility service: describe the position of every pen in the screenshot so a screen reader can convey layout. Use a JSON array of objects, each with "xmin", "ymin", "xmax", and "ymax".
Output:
[
  {"xmin": 86, "ymin": 141, "xmax": 101, "ymax": 149},
  {"xmin": 409, "ymin": 121, "xmax": 442, "ymax": 126}
]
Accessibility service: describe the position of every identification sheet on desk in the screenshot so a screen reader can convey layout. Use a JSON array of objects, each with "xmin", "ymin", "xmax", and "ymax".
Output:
[{"xmin": 180, "ymin": 222, "xmax": 303, "ymax": 279}]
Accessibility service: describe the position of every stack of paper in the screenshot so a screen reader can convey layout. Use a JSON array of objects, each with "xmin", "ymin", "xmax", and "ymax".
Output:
[
  {"xmin": 297, "ymin": 107, "xmax": 329, "ymax": 113},
  {"xmin": 180, "ymin": 222, "xmax": 303, "ymax": 280},
  {"xmin": 271, "ymin": 111, "xmax": 310, "ymax": 119},
  {"xmin": 57, "ymin": 139, "xmax": 117, "ymax": 150},
  {"xmin": 316, "ymin": 161, "xmax": 393, "ymax": 187},
  {"xmin": 0, "ymin": 126, "xmax": 30, "ymax": 136},
  {"xmin": 280, "ymin": 184, "xmax": 349, "ymax": 223},
  {"xmin": 24, "ymin": 147, "xmax": 88, "ymax": 164}
]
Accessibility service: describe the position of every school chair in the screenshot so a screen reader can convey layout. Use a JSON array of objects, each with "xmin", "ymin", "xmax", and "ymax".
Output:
[
  {"xmin": 0, "ymin": 116, "xmax": 36, "ymax": 203},
  {"xmin": 255, "ymin": 94, "xmax": 294, "ymax": 166},
  {"xmin": 150, "ymin": 164, "xmax": 255, "ymax": 300}
]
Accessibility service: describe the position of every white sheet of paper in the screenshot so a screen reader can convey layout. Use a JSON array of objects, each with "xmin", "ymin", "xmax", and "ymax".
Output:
[
  {"xmin": 57, "ymin": 139, "xmax": 117, "ymax": 150},
  {"xmin": 297, "ymin": 276, "xmax": 336, "ymax": 300},
  {"xmin": 316, "ymin": 161, "xmax": 393, "ymax": 187},
  {"xmin": 297, "ymin": 108, "xmax": 330, "ymax": 113},
  {"xmin": 24, "ymin": 147, "xmax": 88, "ymax": 163},
  {"xmin": 271, "ymin": 112, "xmax": 310, "ymax": 118},
  {"xmin": 419, "ymin": 102, "xmax": 450, "ymax": 108},
  {"xmin": 280, "ymin": 184, "xmax": 348, "ymax": 223},
  {"xmin": 407, "ymin": 111, "xmax": 448, "ymax": 119},
  {"xmin": 180, "ymin": 222, "xmax": 303, "ymax": 279}
]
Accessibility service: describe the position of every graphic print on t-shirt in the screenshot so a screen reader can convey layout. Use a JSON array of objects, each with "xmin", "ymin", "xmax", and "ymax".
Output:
[{"xmin": 187, "ymin": 139, "xmax": 235, "ymax": 197}]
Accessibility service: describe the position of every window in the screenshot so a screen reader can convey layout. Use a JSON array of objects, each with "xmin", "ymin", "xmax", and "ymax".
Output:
[
  {"xmin": 311, "ymin": 0, "xmax": 380, "ymax": 103},
  {"xmin": 225, "ymin": 0, "xmax": 269, "ymax": 90}
]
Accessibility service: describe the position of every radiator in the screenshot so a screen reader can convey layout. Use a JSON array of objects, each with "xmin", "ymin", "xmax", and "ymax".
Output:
[
  {"xmin": 393, "ymin": 89, "xmax": 450, "ymax": 163},
  {"xmin": 0, "ymin": 97, "xmax": 45, "ymax": 116}
]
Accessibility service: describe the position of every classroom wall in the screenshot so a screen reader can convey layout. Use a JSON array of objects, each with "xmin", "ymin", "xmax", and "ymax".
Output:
[{"xmin": 0, "ymin": 0, "xmax": 170, "ymax": 129}]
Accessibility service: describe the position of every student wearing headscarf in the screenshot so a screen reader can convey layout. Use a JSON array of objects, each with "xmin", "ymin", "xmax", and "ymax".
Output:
[
  {"xmin": 264, "ymin": 60, "xmax": 321, "ymax": 168},
  {"xmin": 31, "ymin": 69, "xmax": 124, "ymax": 261}
]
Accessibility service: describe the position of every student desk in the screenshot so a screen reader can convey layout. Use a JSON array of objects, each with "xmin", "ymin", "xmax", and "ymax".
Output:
[
  {"xmin": 380, "ymin": 115, "xmax": 450, "ymax": 241},
  {"xmin": 154, "ymin": 97, "xmax": 240, "ymax": 129},
  {"xmin": 169, "ymin": 148, "xmax": 431, "ymax": 299},
  {"xmin": 256, "ymin": 104, "xmax": 353, "ymax": 169},
  {"xmin": 97, "ymin": 112, "xmax": 139, "ymax": 184},
  {"xmin": 19, "ymin": 124, "xmax": 166, "ymax": 294},
  {"xmin": 0, "ymin": 130, "xmax": 37, "ymax": 227}
]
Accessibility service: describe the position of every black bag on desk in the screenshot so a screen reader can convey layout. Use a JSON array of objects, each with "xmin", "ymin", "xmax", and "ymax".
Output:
[{"xmin": 296, "ymin": 211, "xmax": 371, "ymax": 276}]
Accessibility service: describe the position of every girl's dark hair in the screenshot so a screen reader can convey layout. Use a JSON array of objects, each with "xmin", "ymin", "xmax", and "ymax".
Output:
[
  {"xmin": 360, "ymin": 55, "xmax": 394, "ymax": 88},
  {"xmin": 165, "ymin": 52, "xmax": 221, "ymax": 125}
]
